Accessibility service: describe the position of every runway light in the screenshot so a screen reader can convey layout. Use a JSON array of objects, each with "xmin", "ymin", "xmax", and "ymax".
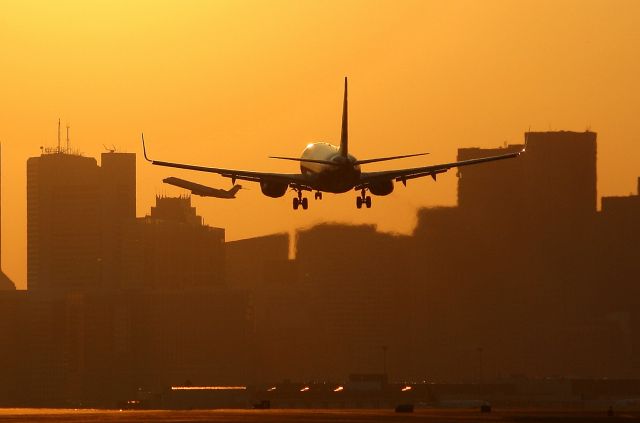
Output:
[
  {"xmin": 171, "ymin": 386, "xmax": 247, "ymax": 391},
  {"xmin": 300, "ymin": 386, "xmax": 310, "ymax": 392},
  {"xmin": 333, "ymin": 386, "xmax": 344, "ymax": 392},
  {"xmin": 267, "ymin": 386, "xmax": 277, "ymax": 392},
  {"xmin": 401, "ymin": 385, "xmax": 412, "ymax": 392}
]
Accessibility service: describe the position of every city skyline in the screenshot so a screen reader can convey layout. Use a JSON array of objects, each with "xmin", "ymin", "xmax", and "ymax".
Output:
[
  {"xmin": 1, "ymin": 129, "xmax": 638, "ymax": 408},
  {"xmin": 2, "ymin": 0, "xmax": 640, "ymax": 288}
]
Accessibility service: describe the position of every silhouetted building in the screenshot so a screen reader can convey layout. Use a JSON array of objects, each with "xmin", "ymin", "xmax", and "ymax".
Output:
[
  {"xmin": 122, "ymin": 195, "xmax": 225, "ymax": 290},
  {"xmin": 601, "ymin": 177, "xmax": 640, "ymax": 221},
  {"xmin": 27, "ymin": 150, "xmax": 136, "ymax": 292},
  {"xmin": 27, "ymin": 153, "xmax": 101, "ymax": 292},
  {"xmin": 149, "ymin": 195, "xmax": 202, "ymax": 225},
  {"xmin": 100, "ymin": 152, "xmax": 136, "ymax": 287}
]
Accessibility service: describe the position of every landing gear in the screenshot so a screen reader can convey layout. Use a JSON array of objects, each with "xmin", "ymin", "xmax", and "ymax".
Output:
[
  {"xmin": 292, "ymin": 189, "xmax": 309, "ymax": 210},
  {"xmin": 314, "ymin": 191, "xmax": 323, "ymax": 200},
  {"xmin": 356, "ymin": 188, "xmax": 372, "ymax": 209}
]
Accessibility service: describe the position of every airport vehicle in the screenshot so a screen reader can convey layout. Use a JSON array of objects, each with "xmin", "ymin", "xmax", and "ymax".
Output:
[
  {"xmin": 143, "ymin": 78, "xmax": 522, "ymax": 210},
  {"xmin": 163, "ymin": 177, "xmax": 242, "ymax": 199}
]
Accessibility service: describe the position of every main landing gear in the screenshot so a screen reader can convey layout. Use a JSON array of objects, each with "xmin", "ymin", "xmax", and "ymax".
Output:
[
  {"xmin": 292, "ymin": 192, "xmax": 308, "ymax": 210},
  {"xmin": 356, "ymin": 188, "xmax": 372, "ymax": 209}
]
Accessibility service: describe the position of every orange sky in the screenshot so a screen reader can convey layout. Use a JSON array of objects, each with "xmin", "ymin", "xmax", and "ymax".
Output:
[{"xmin": 1, "ymin": 0, "xmax": 639, "ymax": 289}]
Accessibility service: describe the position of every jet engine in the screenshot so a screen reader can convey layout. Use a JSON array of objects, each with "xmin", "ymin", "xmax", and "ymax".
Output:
[
  {"xmin": 260, "ymin": 181, "xmax": 288, "ymax": 198},
  {"xmin": 368, "ymin": 180, "xmax": 394, "ymax": 196}
]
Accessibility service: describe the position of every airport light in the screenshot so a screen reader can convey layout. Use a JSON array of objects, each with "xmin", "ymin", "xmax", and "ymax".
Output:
[
  {"xmin": 300, "ymin": 386, "xmax": 310, "ymax": 392},
  {"xmin": 333, "ymin": 386, "xmax": 344, "ymax": 392},
  {"xmin": 401, "ymin": 385, "xmax": 412, "ymax": 392},
  {"xmin": 171, "ymin": 386, "xmax": 247, "ymax": 391},
  {"xmin": 267, "ymin": 386, "xmax": 277, "ymax": 392}
]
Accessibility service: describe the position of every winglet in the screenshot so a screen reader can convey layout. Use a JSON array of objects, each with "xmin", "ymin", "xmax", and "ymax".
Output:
[
  {"xmin": 141, "ymin": 132, "xmax": 151, "ymax": 162},
  {"xmin": 339, "ymin": 76, "xmax": 348, "ymax": 158}
]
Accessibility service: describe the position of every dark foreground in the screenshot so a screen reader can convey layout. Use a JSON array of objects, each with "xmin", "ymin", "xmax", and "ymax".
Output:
[{"xmin": 1, "ymin": 409, "xmax": 640, "ymax": 422}]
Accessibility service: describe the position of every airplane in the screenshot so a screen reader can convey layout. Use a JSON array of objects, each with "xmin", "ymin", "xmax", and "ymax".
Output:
[
  {"xmin": 142, "ymin": 77, "xmax": 523, "ymax": 210},
  {"xmin": 163, "ymin": 177, "xmax": 243, "ymax": 199}
]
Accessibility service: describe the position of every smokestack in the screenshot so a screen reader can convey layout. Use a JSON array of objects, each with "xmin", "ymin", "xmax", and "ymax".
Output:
[{"xmin": 0, "ymin": 144, "xmax": 16, "ymax": 290}]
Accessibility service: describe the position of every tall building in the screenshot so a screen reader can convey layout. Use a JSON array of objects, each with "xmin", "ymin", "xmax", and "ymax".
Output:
[
  {"xmin": 27, "ymin": 149, "xmax": 136, "ymax": 292},
  {"xmin": 27, "ymin": 153, "xmax": 101, "ymax": 292},
  {"xmin": 100, "ymin": 152, "xmax": 136, "ymax": 287}
]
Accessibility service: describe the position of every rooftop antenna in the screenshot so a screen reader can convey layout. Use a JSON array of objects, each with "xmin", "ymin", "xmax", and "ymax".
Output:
[
  {"xmin": 57, "ymin": 118, "xmax": 61, "ymax": 153},
  {"xmin": 66, "ymin": 123, "xmax": 70, "ymax": 152}
]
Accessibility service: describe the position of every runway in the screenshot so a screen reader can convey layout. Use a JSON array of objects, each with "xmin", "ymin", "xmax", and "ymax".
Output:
[{"xmin": 0, "ymin": 408, "xmax": 638, "ymax": 422}]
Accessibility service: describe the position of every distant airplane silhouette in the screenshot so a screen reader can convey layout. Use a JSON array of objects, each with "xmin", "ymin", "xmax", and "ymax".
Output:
[
  {"xmin": 163, "ymin": 177, "xmax": 242, "ymax": 199},
  {"xmin": 143, "ymin": 77, "xmax": 523, "ymax": 210}
]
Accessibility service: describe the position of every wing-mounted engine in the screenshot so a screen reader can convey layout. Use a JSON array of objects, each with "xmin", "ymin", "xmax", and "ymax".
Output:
[
  {"xmin": 260, "ymin": 181, "xmax": 288, "ymax": 198},
  {"xmin": 368, "ymin": 180, "xmax": 394, "ymax": 196}
]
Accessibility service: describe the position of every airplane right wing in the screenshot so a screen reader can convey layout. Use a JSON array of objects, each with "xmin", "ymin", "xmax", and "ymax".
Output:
[
  {"xmin": 142, "ymin": 135, "xmax": 311, "ymax": 188},
  {"xmin": 358, "ymin": 149, "xmax": 523, "ymax": 186}
]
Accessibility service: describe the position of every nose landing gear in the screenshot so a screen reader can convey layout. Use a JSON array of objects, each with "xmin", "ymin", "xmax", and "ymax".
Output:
[
  {"xmin": 356, "ymin": 188, "xmax": 372, "ymax": 209},
  {"xmin": 314, "ymin": 191, "xmax": 323, "ymax": 200}
]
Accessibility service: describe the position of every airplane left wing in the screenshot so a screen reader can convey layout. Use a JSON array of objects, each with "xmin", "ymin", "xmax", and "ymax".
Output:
[
  {"xmin": 359, "ymin": 149, "xmax": 522, "ymax": 187},
  {"xmin": 142, "ymin": 135, "xmax": 311, "ymax": 187}
]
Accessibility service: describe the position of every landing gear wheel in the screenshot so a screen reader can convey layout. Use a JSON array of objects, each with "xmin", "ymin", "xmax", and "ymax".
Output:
[
  {"xmin": 356, "ymin": 197, "xmax": 363, "ymax": 209},
  {"xmin": 293, "ymin": 197, "xmax": 299, "ymax": 210},
  {"xmin": 314, "ymin": 191, "xmax": 322, "ymax": 200},
  {"xmin": 365, "ymin": 196, "xmax": 372, "ymax": 208},
  {"xmin": 301, "ymin": 197, "xmax": 308, "ymax": 210}
]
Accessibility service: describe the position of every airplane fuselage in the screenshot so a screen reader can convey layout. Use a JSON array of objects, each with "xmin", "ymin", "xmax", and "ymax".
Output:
[{"xmin": 299, "ymin": 142, "xmax": 361, "ymax": 193}]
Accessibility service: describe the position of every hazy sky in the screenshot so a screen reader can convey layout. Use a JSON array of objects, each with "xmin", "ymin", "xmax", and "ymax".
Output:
[{"xmin": 1, "ymin": 0, "xmax": 639, "ymax": 288}]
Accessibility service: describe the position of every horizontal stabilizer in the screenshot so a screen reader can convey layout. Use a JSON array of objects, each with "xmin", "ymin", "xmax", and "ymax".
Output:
[
  {"xmin": 163, "ymin": 177, "xmax": 241, "ymax": 198},
  {"xmin": 268, "ymin": 156, "xmax": 340, "ymax": 166},
  {"xmin": 355, "ymin": 152, "xmax": 428, "ymax": 165}
]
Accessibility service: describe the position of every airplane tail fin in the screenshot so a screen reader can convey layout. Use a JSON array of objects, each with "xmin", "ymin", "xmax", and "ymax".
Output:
[{"xmin": 339, "ymin": 77, "xmax": 348, "ymax": 158}]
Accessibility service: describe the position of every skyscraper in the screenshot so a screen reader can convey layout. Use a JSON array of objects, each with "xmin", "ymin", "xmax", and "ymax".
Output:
[{"xmin": 27, "ymin": 149, "xmax": 136, "ymax": 292}]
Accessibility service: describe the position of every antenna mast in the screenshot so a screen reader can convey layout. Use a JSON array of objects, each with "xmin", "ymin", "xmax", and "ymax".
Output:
[
  {"xmin": 66, "ymin": 123, "xmax": 70, "ymax": 152},
  {"xmin": 57, "ymin": 118, "xmax": 61, "ymax": 153}
]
